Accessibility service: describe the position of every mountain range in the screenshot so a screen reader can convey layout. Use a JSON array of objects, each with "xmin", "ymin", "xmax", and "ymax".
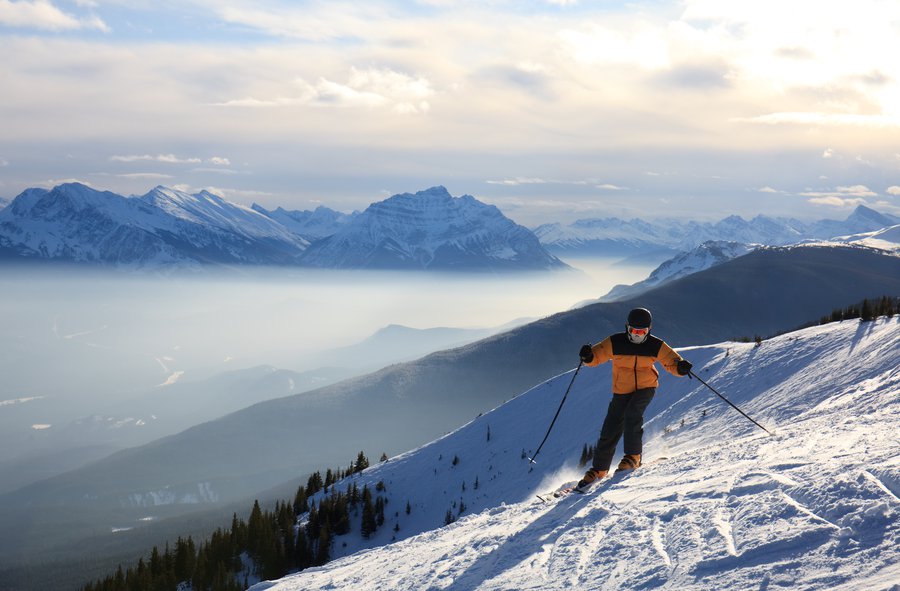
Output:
[
  {"xmin": 534, "ymin": 205, "xmax": 900, "ymax": 260},
  {"xmin": 4, "ymin": 182, "xmax": 899, "ymax": 272},
  {"xmin": 0, "ymin": 184, "xmax": 308, "ymax": 268},
  {"xmin": 0, "ymin": 184, "xmax": 566, "ymax": 272}
]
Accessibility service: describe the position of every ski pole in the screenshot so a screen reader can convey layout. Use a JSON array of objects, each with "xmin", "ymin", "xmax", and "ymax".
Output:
[
  {"xmin": 528, "ymin": 361, "xmax": 583, "ymax": 468},
  {"xmin": 689, "ymin": 370, "xmax": 773, "ymax": 436}
]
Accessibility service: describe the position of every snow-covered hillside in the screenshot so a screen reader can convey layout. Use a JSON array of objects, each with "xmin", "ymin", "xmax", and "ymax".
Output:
[
  {"xmin": 836, "ymin": 224, "xmax": 900, "ymax": 254},
  {"xmin": 254, "ymin": 317, "xmax": 900, "ymax": 591}
]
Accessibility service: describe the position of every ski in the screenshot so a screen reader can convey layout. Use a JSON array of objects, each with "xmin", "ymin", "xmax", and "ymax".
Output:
[
  {"xmin": 535, "ymin": 457, "xmax": 669, "ymax": 503},
  {"xmin": 535, "ymin": 480, "xmax": 578, "ymax": 502}
]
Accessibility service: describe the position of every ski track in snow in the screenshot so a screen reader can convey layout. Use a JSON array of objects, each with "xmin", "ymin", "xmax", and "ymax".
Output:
[{"xmin": 254, "ymin": 318, "xmax": 900, "ymax": 591}]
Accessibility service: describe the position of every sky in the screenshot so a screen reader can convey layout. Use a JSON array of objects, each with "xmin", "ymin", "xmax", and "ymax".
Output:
[{"xmin": 2, "ymin": 0, "xmax": 900, "ymax": 225}]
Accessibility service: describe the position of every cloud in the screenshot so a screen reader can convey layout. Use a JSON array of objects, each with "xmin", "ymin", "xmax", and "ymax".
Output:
[
  {"xmin": 802, "ymin": 184, "xmax": 878, "ymax": 207},
  {"xmin": 887, "ymin": 186, "xmax": 900, "ymax": 196},
  {"xmin": 190, "ymin": 167, "xmax": 240, "ymax": 175},
  {"xmin": 0, "ymin": 0, "xmax": 108, "ymax": 31},
  {"xmin": 116, "ymin": 173, "xmax": 174, "ymax": 180},
  {"xmin": 0, "ymin": 157, "xmax": 8, "ymax": 167},
  {"xmin": 485, "ymin": 177, "xmax": 625, "ymax": 190},
  {"xmin": 215, "ymin": 5, "xmax": 345, "ymax": 41},
  {"xmin": 218, "ymin": 67, "xmax": 434, "ymax": 114},
  {"xmin": 757, "ymin": 186, "xmax": 779, "ymax": 193},
  {"xmin": 651, "ymin": 61, "xmax": 732, "ymax": 90},
  {"xmin": 801, "ymin": 185, "xmax": 877, "ymax": 198},
  {"xmin": 110, "ymin": 154, "xmax": 202, "ymax": 164},
  {"xmin": 822, "ymin": 148, "xmax": 834, "ymax": 159},
  {"xmin": 735, "ymin": 112, "xmax": 900, "ymax": 127},
  {"xmin": 208, "ymin": 157, "xmax": 231, "ymax": 166},
  {"xmin": 806, "ymin": 196, "xmax": 868, "ymax": 208},
  {"xmin": 559, "ymin": 24, "xmax": 669, "ymax": 69},
  {"xmin": 486, "ymin": 177, "xmax": 551, "ymax": 186}
]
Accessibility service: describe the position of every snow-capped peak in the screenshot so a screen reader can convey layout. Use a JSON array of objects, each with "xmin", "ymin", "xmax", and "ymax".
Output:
[
  {"xmin": 300, "ymin": 187, "xmax": 567, "ymax": 271},
  {"xmin": 139, "ymin": 186, "xmax": 303, "ymax": 242}
]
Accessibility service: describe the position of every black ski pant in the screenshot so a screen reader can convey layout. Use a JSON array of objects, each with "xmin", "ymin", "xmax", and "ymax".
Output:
[{"xmin": 591, "ymin": 387, "xmax": 656, "ymax": 472}]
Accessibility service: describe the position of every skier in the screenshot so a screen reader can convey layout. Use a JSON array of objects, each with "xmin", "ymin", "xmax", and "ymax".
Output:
[{"xmin": 575, "ymin": 307, "xmax": 692, "ymax": 491}]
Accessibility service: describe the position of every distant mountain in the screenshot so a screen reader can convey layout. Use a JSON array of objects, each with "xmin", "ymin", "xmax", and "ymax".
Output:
[
  {"xmin": 299, "ymin": 186, "xmax": 569, "ymax": 271},
  {"xmin": 809, "ymin": 204, "xmax": 900, "ymax": 238},
  {"xmin": 0, "ymin": 197, "xmax": 8, "ymax": 210},
  {"xmin": 535, "ymin": 205, "xmax": 900, "ymax": 257},
  {"xmin": 839, "ymin": 223, "xmax": 900, "ymax": 253},
  {"xmin": 310, "ymin": 318, "xmax": 533, "ymax": 371},
  {"xmin": 0, "ymin": 184, "xmax": 567, "ymax": 272},
  {"xmin": 595, "ymin": 240, "xmax": 757, "ymax": 303},
  {"xmin": 0, "ymin": 183, "xmax": 308, "ymax": 268},
  {"xmin": 252, "ymin": 203, "xmax": 356, "ymax": 242},
  {"xmin": 4, "ymin": 242, "xmax": 898, "ymax": 563}
]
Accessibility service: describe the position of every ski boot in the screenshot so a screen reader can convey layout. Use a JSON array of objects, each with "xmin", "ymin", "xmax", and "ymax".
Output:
[
  {"xmin": 616, "ymin": 454, "xmax": 641, "ymax": 473},
  {"xmin": 575, "ymin": 468, "xmax": 608, "ymax": 492}
]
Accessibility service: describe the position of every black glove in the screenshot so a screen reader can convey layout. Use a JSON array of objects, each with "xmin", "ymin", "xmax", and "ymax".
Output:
[
  {"xmin": 579, "ymin": 344, "xmax": 594, "ymax": 363},
  {"xmin": 677, "ymin": 359, "xmax": 693, "ymax": 376}
]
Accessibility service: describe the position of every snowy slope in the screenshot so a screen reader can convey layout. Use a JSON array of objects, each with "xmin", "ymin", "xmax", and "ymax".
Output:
[
  {"xmin": 139, "ymin": 186, "xmax": 306, "ymax": 243},
  {"xmin": 254, "ymin": 317, "xmax": 900, "ymax": 591},
  {"xmin": 835, "ymin": 224, "xmax": 900, "ymax": 254}
]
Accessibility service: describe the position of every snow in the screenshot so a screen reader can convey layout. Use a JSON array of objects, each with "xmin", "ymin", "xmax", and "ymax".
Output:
[
  {"xmin": 835, "ymin": 224, "xmax": 900, "ymax": 254},
  {"xmin": 535, "ymin": 206, "xmax": 900, "ymax": 254},
  {"xmin": 252, "ymin": 317, "xmax": 900, "ymax": 591},
  {"xmin": 594, "ymin": 241, "xmax": 757, "ymax": 303},
  {"xmin": 300, "ymin": 186, "xmax": 566, "ymax": 270}
]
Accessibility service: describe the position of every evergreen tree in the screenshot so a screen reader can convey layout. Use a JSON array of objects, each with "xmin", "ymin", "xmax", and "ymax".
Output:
[
  {"xmin": 375, "ymin": 496, "xmax": 385, "ymax": 527},
  {"xmin": 861, "ymin": 298, "xmax": 874, "ymax": 321},
  {"xmin": 361, "ymin": 486, "xmax": 377, "ymax": 538},
  {"xmin": 293, "ymin": 486, "xmax": 309, "ymax": 514},
  {"xmin": 354, "ymin": 451, "xmax": 370, "ymax": 473},
  {"xmin": 315, "ymin": 522, "xmax": 331, "ymax": 566}
]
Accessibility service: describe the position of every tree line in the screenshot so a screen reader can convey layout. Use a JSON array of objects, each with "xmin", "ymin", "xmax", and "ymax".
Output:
[
  {"xmin": 82, "ymin": 451, "xmax": 391, "ymax": 591},
  {"xmin": 819, "ymin": 296, "xmax": 898, "ymax": 324}
]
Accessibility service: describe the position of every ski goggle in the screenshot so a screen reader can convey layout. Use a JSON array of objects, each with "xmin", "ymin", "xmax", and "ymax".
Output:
[{"xmin": 627, "ymin": 326, "xmax": 649, "ymax": 336}]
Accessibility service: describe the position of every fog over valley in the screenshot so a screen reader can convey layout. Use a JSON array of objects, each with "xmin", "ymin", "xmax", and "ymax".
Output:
[{"xmin": 0, "ymin": 259, "xmax": 651, "ymax": 479}]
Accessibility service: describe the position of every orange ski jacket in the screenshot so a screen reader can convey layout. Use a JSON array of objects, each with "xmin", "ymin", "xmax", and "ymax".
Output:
[{"xmin": 585, "ymin": 332, "xmax": 684, "ymax": 394}]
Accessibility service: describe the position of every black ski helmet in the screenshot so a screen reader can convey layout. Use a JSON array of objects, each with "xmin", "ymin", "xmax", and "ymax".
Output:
[{"xmin": 627, "ymin": 308, "xmax": 652, "ymax": 329}]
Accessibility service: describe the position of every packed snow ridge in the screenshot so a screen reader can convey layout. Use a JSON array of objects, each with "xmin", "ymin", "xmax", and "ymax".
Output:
[{"xmin": 253, "ymin": 317, "xmax": 900, "ymax": 591}]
